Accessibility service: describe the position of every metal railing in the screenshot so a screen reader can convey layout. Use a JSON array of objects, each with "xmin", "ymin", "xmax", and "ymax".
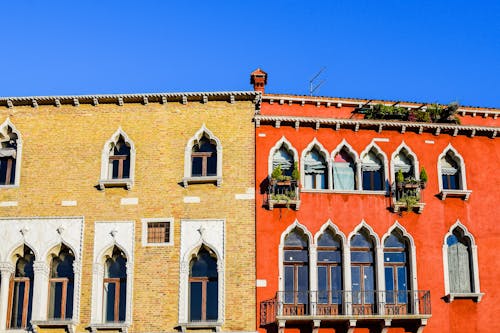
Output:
[
  {"xmin": 260, "ymin": 290, "xmax": 431, "ymax": 325},
  {"xmin": 265, "ymin": 179, "xmax": 300, "ymax": 208}
]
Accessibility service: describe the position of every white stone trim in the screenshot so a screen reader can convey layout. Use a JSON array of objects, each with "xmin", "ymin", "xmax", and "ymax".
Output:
[
  {"xmin": 390, "ymin": 141, "xmax": 419, "ymax": 183},
  {"xmin": 331, "ymin": 139, "xmax": 360, "ymax": 191},
  {"xmin": 183, "ymin": 124, "xmax": 223, "ymax": 187},
  {"xmin": 0, "ymin": 217, "xmax": 84, "ymax": 326},
  {"xmin": 442, "ymin": 220, "xmax": 482, "ymax": 301},
  {"xmin": 359, "ymin": 141, "xmax": 389, "ymax": 192},
  {"xmin": 141, "ymin": 218, "xmax": 174, "ymax": 247},
  {"xmin": 179, "ymin": 219, "xmax": 225, "ymax": 326},
  {"xmin": 0, "ymin": 118, "xmax": 22, "ymax": 188},
  {"xmin": 91, "ymin": 221, "xmax": 135, "ymax": 325},
  {"xmin": 300, "ymin": 138, "xmax": 331, "ymax": 189},
  {"xmin": 268, "ymin": 136, "xmax": 299, "ymax": 176},
  {"xmin": 99, "ymin": 128, "xmax": 136, "ymax": 190},
  {"xmin": 437, "ymin": 144, "xmax": 468, "ymax": 193}
]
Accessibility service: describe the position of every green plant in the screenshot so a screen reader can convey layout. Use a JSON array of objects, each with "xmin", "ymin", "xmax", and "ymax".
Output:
[
  {"xmin": 291, "ymin": 162, "xmax": 300, "ymax": 181},
  {"xmin": 396, "ymin": 169, "xmax": 404, "ymax": 183},
  {"xmin": 405, "ymin": 176, "xmax": 418, "ymax": 185},
  {"xmin": 271, "ymin": 165, "xmax": 283, "ymax": 180},
  {"xmin": 398, "ymin": 194, "xmax": 420, "ymax": 210},
  {"xmin": 420, "ymin": 167, "xmax": 428, "ymax": 182}
]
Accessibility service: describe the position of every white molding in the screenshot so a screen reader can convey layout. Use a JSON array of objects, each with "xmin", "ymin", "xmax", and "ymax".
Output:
[
  {"xmin": 390, "ymin": 141, "xmax": 419, "ymax": 183},
  {"xmin": 442, "ymin": 220, "xmax": 481, "ymax": 300},
  {"xmin": 141, "ymin": 218, "xmax": 174, "ymax": 247},
  {"xmin": 183, "ymin": 124, "xmax": 223, "ymax": 187},
  {"xmin": 437, "ymin": 144, "xmax": 468, "ymax": 194},
  {"xmin": 0, "ymin": 118, "xmax": 22, "ymax": 187},
  {"xmin": 331, "ymin": 139, "xmax": 360, "ymax": 191},
  {"xmin": 99, "ymin": 128, "xmax": 136, "ymax": 190},
  {"xmin": 268, "ymin": 136, "xmax": 299, "ymax": 176},
  {"xmin": 300, "ymin": 138, "xmax": 331, "ymax": 189}
]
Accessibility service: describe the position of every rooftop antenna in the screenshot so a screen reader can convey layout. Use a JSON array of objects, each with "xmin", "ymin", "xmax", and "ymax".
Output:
[{"xmin": 309, "ymin": 67, "xmax": 326, "ymax": 96}]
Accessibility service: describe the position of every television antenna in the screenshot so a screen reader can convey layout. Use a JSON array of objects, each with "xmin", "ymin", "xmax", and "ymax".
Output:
[{"xmin": 309, "ymin": 67, "xmax": 326, "ymax": 96}]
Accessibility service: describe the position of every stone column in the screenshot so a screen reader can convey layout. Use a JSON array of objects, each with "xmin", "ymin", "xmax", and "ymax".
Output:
[
  {"xmin": 309, "ymin": 244, "xmax": 318, "ymax": 316},
  {"xmin": 32, "ymin": 261, "xmax": 50, "ymax": 321},
  {"xmin": 91, "ymin": 263, "xmax": 104, "ymax": 323},
  {"xmin": 0, "ymin": 262, "xmax": 15, "ymax": 330}
]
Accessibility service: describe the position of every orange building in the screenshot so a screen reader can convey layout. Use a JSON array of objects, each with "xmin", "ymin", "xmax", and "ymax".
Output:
[{"xmin": 252, "ymin": 69, "xmax": 500, "ymax": 333}]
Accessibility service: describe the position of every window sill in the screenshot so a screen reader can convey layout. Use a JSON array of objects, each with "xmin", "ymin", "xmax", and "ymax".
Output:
[
  {"xmin": 182, "ymin": 176, "xmax": 222, "ymax": 187},
  {"xmin": 300, "ymin": 189, "xmax": 387, "ymax": 195},
  {"xmin": 267, "ymin": 199, "xmax": 301, "ymax": 210},
  {"xmin": 88, "ymin": 322, "xmax": 130, "ymax": 333},
  {"xmin": 98, "ymin": 178, "xmax": 133, "ymax": 190},
  {"xmin": 444, "ymin": 292, "xmax": 484, "ymax": 302},
  {"xmin": 0, "ymin": 184, "xmax": 19, "ymax": 189},
  {"xmin": 392, "ymin": 201, "xmax": 426, "ymax": 214},
  {"xmin": 179, "ymin": 321, "xmax": 222, "ymax": 332},
  {"xmin": 31, "ymin": 320, "xmax": 76, "ymax": 333},
  {"xmin": 439, "ymin": 189, "xmax": 472, "ymax": 200}
]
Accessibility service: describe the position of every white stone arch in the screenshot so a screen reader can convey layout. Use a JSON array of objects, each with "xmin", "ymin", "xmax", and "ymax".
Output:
[
  {"xmin": 99, "ymin": 128, "xmax": 136, "ymax": 189},
  {"xmin": 278, "ymin": 220, "xmax": 313, "ymax": 296},
  {"xmin": 390, "ymin": 141, "xmax": 420, "ymax": 183},
  {"xmin": 382, "ymin": 222, "xmax": 418, "ymax": 292},
  {"xmin": 331, "ymin": 139, "xmax": 360, "ymax": 191},
  {"xmin": 442, "ymin": 220, "xmax": 482, "ymax": 301},
  {"xmin": 43, "ymin": 239, "xmax": 80, "ymax": 263},
  {"xmin": 347, "ymin": 220, "xmax": 381, "ymax": 250},
  {"xmin": 359, "ymin": 141, "xmax": 389, "ymax": 192},
  {"xmin": 301, "ymin": 138, "xmax": 331, "ymax": 189},
  {"xmin": 7, "ymin": 240, "xmax": 38, "ymax": 264},
  {"xmin": 437, "ymin": 144, "xmax": 468, "ymax": 191},
  {"xmin": 0, "ymin": 118, "xmax": 22, "ymax": 187},
  {"xmin": 268, "ymin": 136, "xmax": 299, "ymax": 176},
  {"xmin": 183, "ymin": 124, "xmax": 223, "ymax": 187},
  {"xmin": 314, "ymin": 220, "xmax": 347, "ymax": 245}
]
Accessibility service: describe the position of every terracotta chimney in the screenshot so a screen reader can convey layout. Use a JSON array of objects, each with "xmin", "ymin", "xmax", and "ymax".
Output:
[{"xmin": 250, "ymin": 68, "xmax": 268, "ymax": 93}]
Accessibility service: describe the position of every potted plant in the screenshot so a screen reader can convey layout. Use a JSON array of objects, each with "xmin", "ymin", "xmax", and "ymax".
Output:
[
  {"xmin": 404, "ymin": 177, "xmax": 419, "ymax": 189},
  {"xmin": 396, "ymin": 169, "xmax": 404, "ymax": 189},
  {"xmin": 291, "ymin": 162, "xmax": 300, "ymax": 184},
  {"xmin": 419, "ymin": 167, "xmax": 428, "ymax": 189}
]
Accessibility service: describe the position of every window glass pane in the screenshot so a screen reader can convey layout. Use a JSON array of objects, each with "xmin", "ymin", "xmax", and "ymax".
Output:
[
  {"xmin": 351, "ymin": 266, "xmax": 361, "ymax": 304},
  {"xmin": 331, "ymin": 266, "xmax": 342, "ymax": 304},
  {"xmin": 364, "ymin": 266, "xmax": 375, "ymax": 304},
  {"xmin": 119, "ymin": 280, "xmax": 126, "ymax": 322},
  {"xmin": 350, "ymin": 233, "xmax": 372, "ymax": 248},
  {"xmin": 49, "ymin": 281, "xmax": 63, "ymax": 319},
  {"xmin": 207, "ymin": 155, "xmax": 217, "ymax": 176},
  {"xmin": 317, "ymin": 267, "xmax": 327, "ymax": 304},
  {"xmin": 318, "ymin": 232, "xmax": 340, "ymax": 247},
  {"xmin": 284, "ymin": 230, "xmax": 308, "ymax": 247},
  {"xmin": 449, "ymin": 174, "xmax": 459, "ymax": 190},
  {"xmin": 192, "ymin": 157, "xmax": 203, "ymax": 177},
  {"xmin": 384, "ymin": 252, "xmax": 406, "ymax": 263},
  {"xmin": 351, "ymin": 251, "xmax": 373, "ymax": 263},
  {"xmin": 206, "ymin": 281, "xmax": 218, "ymax": 320},
  {"xmin": 104, "ymin": 282, "xmax": 116, "ymax": 322},
  {"xmin": 397, "ymin": 266, "xmax": 408, "ymax": 303},
  {"xmin": 384, "ymin": 234, "xmax": 405, "ymax": 248},
  {"xmin": 362, "ymin": 171, "xmax": 371, "ymax": 190},
  {"xmin": 66, "ymin": 281, "xmax": 74, "ymax": 319},
  {"xmin": 190, "ymin": 250, "xmax": 217, "ymax": 278},
  {"xmin": 284, "ymin": 266, "xmax": 294, "ymax": 303},
  {"xmin": 11, "ymin": 281, "xmax": 26, "ymax": 328},
  {"xmin": 385, "ymin": 267, "xmax": 394, "ymax": 304},
  {"xmin": 318, "ymin": 250, "xmax": 341, "ymax": 263},
  {"xmin": 333, "ymin": 154, "xmax": 355, "ymax": 190},
  {"xmin": 297, "ymin": 265, "xmax": 309, "ymax": 304},
  {"xmin": 373, "ymin": 170, "xmax": 383, "ymax": 190},
  {"xmin": 189, "ymin": 282, "xmax": 202, "ymax": 321},
  {"xmin": 284, "ymin": 250, "xmax": 308, "ymax": 263}
]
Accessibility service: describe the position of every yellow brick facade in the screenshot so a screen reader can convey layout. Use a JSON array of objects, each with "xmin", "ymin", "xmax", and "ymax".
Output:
[{"xmin": 0, "ymin": 94, "xmax": 257, "ymax": 333}]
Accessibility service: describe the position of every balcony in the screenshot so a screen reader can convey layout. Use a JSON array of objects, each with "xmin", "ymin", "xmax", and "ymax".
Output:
[
  {"xmin": 265, "ymin": 179, "xmax": 301, "ymax": 210},
  {"xmin": 391, "ymin": 181, "xmax": 425, "ymax": 213},
  {"xmin": 261, "ymin": 290, "xmax": 431, "ymax": 332}
]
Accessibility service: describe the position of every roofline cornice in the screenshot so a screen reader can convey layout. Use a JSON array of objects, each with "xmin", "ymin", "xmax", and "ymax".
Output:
[
  {"xmin": 254, "ymin": 114, "xmax": 498, "ymax": 139},
  {"xmin": 0, "ymin": 91, "xmax": 260, "ymax": 108},
  {"xmin": 262, "ymin": 94, "xmax": 500, "ymax": 118}
]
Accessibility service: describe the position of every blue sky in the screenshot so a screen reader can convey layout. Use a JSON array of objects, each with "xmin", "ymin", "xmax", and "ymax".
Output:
[{"xmin": 0, "ymin": 1, "xmax": 498, "ymax": 107}]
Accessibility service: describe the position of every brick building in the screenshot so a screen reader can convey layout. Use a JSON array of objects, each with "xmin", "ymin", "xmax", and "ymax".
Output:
[
  {"xmin": 0, "ymin": 91, "xmax": 258, "ymax": 333},
  {"xmin": 252, "ymin": 69, "xmax": 500, "ymax": 333}
]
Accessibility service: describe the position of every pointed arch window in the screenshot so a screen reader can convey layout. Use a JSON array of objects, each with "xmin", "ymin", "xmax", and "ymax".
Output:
[
  {"xmin": 317, "ymin": 229, "xmax": 342, "ymax": 315},
  {"xmin": 283, "ymin": 228, "xmax": 309, "ymax": 314},
  {"xmin": 189, "ymin": 247, "xmax": 218, "ymax": 322},
  {"xmin": 384, "ymin": 232, "xmax": 410, "ymax": 314},
  {"xmin": 304, "ymin": 148, "xmax": 328, "ymax": 189},
  {"xmin": 103, "ymin": 247, "xmax": 127, "ymax": 322},
  {"xmin": 333, "ymin": 148, "xmax": 356, "ymax": 191},
  {"xmin": 99, "ymin": 130, "xmax": 135, "ymax": 190},
  {"xmin": 48, "ymin": 245, "xmax": 75, "ymax": 320},
  {"xmin": 0, "ymin": 120, "xmax": 22, "ymax": 187},
  {"xmin": 393, "ymin": 148, "xmax": 416, "ymax": 180},
  {"xmin": 7, "ymin": 245, "xmax": 35, "ymax": 329},
  {"xmin": 273, "ymin": 145, "xmax": 294, "ymax": 178},
  {"xmin": 361, "ymin": 149, "xmax": 385, "ymax": 191},
  {"xmin": 441, "ymin": 152, "xmax": 461, "ymax": 190},
  {"xmin": 350, "ymin": 231, "xmax": 375, "ymax": 314},
  {"xmin": 192, "ymin": 136, "xmax": 217, "ymax": 177}
]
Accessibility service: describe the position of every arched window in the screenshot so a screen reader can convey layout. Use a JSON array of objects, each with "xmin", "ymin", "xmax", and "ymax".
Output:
[
  {"xmin": 99, "ymin": 129, "xmax": 135, "ymax": 190},
  {"xmin": 304, "ymin": 148, "xmax": 328, "ymax": 189},
  {"xmin": 350, "ymin": 231, "xmax": 375, "ymax": 314},
  {"xmin": 441, "ymin": 151, "xmax": 462, "ymax": 190},
  {"xmin": 446, "ymin": 229, "xmax": 473, "ymax": 293},
  {"xmin": 361, "ymin": 148, "xmax": 385, "ymax": 191},
  {"xmin": 189, "ymin": 247, "xmax": 218, "ymax": 322},
  {"xmin": 48, "ymin": 245, "xmax": 75, "ymax": 320},
  {"xmin": 273, "ymin": 145, "xmax": 294, "ymax": 178},
  {"xmin": 109, "ymin": 136, "xmax": 131, "ymax": 180},
  {"xmin": 8, "ymin": 245, "xmax": 35, "ymax": 329},
  {"xmin": 393, "ymin": 147, "xmax": 416, "ymax": 180},
  {"xmin": 191, "ymin": 136, "xmax": 217, "ymax": 177},
  {"xmin": 283, "ymin": 228, "xmax": 309, "ymax": 314},
  {"xmin": 103, "ymin": 247, "xmax": 127, "ymax": 322},
  {"xmin": 384, "ymin": 232, "xmax": 410, "ymax": 314},
  {"xmin": 0, "ymin": 120, "xmax": 21, "ymax": 186},
  {"xmin": 317, "ymin": 229, "xmax": 342, "ymax": 315},
  {"xmin": 333, "ymin": 148, "xmax": 356, "ymax": 190}
]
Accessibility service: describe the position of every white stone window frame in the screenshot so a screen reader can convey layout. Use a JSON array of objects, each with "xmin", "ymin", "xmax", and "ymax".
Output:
[
  {"xmin": 390, "ymin": 141, "xmax": 419, "ymax": 183},
  {"xmin": 359, "ymin": 141, "xmax": 389, "ymax": 194},
  {"xmin": 99, "ymin": 128, "xmax": 136, "ymax": 190},
  {"xmin": 0, "ymin": 118, "xmax": 23, "ymax": 188},
  {"xmin": 178, "ymin": 219, "xmax": 225, "ymax": 330},
  {"xmin": 90, "ymin": 221, "xmax": 135, "ymax": 331},
  {"xmin": 141, "ymin": 218, "xmax": 174, "ymax": 247},
  {"xmin": 330, "ymin": 139, "xmax": 360, "ymax": 192},
  {"xmin": 182, "ymin": 124, "xmax": 223, "ymax": 187},
  {"xmin": 437, "ymin": 144, "xmax": 472, "ymax": 200},
  {"xmin": 300, "ymin": 138, "xmax": 332, "ymax": 191},
  {"xmin": 268, "ymin": 136, "xmax": 299, "ymax": 177},
  {"xmin": 0, "ymin": 217, "xmax": 84, "ymax": 333},
  {"xmin": 442, "ymin": 220, "xmax": 483, "ymax": 302}
]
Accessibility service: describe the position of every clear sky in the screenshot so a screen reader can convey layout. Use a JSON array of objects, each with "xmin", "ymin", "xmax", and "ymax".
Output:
[{"xmin": 0, "ymin": 1, "xmax": 498, "ymax": 107}]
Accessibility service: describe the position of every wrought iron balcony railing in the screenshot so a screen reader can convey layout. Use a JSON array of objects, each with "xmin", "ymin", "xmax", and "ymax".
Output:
[
  {"xmin": 260, "ymin": 290, "xmax": 431, "ymax": 326},
  {"xmin": 390, "ymin": 181, "xmax": 426, "ymax": 213},
  {"xmin": 265, "ymin": 178, "xmax": 301, "ymax": 210}
]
